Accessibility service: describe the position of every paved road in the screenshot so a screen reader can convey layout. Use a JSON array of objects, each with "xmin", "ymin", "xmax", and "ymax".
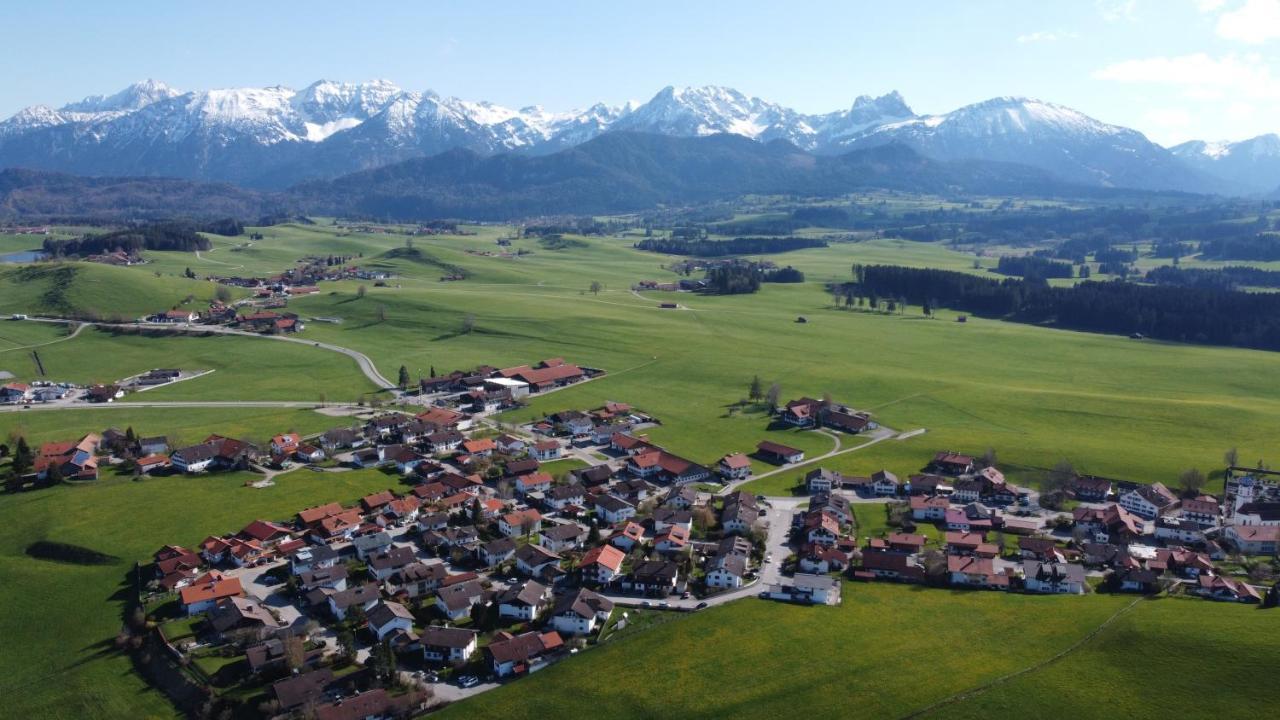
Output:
[
  {"xmin": 717, "ymin": 426, "xmax": 903, "ymax": 496},
  {"xmin": 0, "ymin": 399, "xmax": 349, "ymax": 413}
]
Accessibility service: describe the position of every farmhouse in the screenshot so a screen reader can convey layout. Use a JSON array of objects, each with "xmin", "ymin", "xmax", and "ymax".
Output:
[{"xmin": 756, "ymin": 440, "xmax": 804, "ymax": 464}]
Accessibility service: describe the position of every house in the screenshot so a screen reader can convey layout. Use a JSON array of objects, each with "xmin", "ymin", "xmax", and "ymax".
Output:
[
  {"xmin": 705, "ymin": 553, "xmax": 749, "ymax": 589},
  {"xmin": 1018, "ymin": 537, "xmax": 1064, "ymax": 563},
  {"xmin": 580, "ymin": 544, "xmax": 626, "ymax": 584},
  {"xmin": 327, "ymin": 583, "xmax": 381, "ymax": 620},
  {"xmin": 1115, "ymin": 567, "xmax": 1160, "ymax": 593},
  {"xmin": 1196, "ymin": 574, "xmax": 1263, "ymax": 603},
  {"xmin": 515, "ymin": 471, "xmax": 554, "ymax": 496},
  {"xmin": 1118, "ymin": 482, "xmax": 1179, "ymax": 519},
  {"xmin": 719, "ymin": 453, "xmax": 752, "ymax": 479},
  {"xmin": 805, "ymin": 512, "xmax": 841, "ymax": 546},
  {"xmin": 550, "ymin": 588, "xmax": 615, "ymax": 635},
  {"xmin": 595, "ymin": 494, "xmax": 636, "ymax": 524},
  {"xmin": 545, "ymin": 483, "xmax": 589, "ymax": 511},
  {"xmin": 871, "ymin": 469, "xmax": 901, "ymax": 497},
  {"xmin": 609, "ymin": 521, "xmax": 646, "ymax": 552},
  {"xmin": 1073, "ymin": 504, "xmax": 1144, "ymax": 543},
  {"xmin": 947, "ymin": 556, "xmax": 1001, "ymax": 588},
  {"xmin": 930, "ymin": 452, "xmax": 974, "ymax": 476},
  {"xmin": 887, "ymin": 532, "xmax": 926, "ymax": 554},
  {"xmin": 514, "ymin": 543, "xmax": 562, "ymax": 578},
  {"xmin": 1070, "ymin": 475, "xmax": 1113, "ymax": 502},
  {"xmin": 808, "ymin": 492, "xmax": 853, "ymax": 525},
  {"xmin": 289, "ymin": 544, "xmax": 340, "ymax": 575},
  {"xmin": 945, "ymin": 531, "xmax": 990, "ymax": 556},
  {"xmin": 539, "ymin": 522, "xmax": 587, "ymax": 552},
  {"xmin": 500, "ymin": 508, "xmax": 543, "ymax": 537},
  {"xmin": 85, "ymin": 384, "xmax": 124, "ymax": 403},
  {"xmin": 910, "ymin": 495, "xmax": 949, "ymax": 522},
  {"xmin": 366, "ymin": 600, "xmax": 416, "ymax": 641},
  {"xmin": 721, "ymin": 492, "xmax": 760, "ymax": 535},
  {"xmin": 806, "ymin": 468, "xmax": 843, "ymax": 495},
  {"xmin": 320, "ymin": 427, "xmax": 364, "ymax": 451},
  {"xmin": 622, "ymin": 560, "xmax": 679, "ymax": 595},
  {"xmin": 1232, "ymin": 501, "xmax": 1280, "ymax": 527},
  {"xmin": 421, "ymin": 626, "xmax": 478, "ymax": 665},
  {"xmin": 655, "ymin": 526, "xmax": 691, "ymax": 554},
  {"xmin": 653, "ymin": 508, "xmax": 693, "ymax": 534},
  {"xmin": 351, "ymin": 531, "xmax": 393, "ymax": 560},
  {"xmin": 487, "ymin": 630, "xmax": 564, "ymax": 677},
  {"xmin": 798, "ymin": 543, "xmax": 850, "ymax": 574},
  {"xmin": 0, "ymin": 382, "xmax": 32, "ymax": 404},
  {"xmin": 461, "ymin": 438, "xmax": 496, "ymax": 457},
  {"xmin": 434, "ymin": 580, "xmax": 486, "ymax": 620},
  {"xmin": 498, "ymin": 580, "xmax": 550, "ymax": 621},
  {"xmin": 170, "ymin": 435, "xmax": 255, "ymax": 473},
  {"xmin": 479, "ymin": 538, "xmax": 517, "ymax": 568},
  {"xmin": 495, "ymin": 434, "xmax": 527, "ymax": 455},
  {"xmin": 246, "ymin": 637, "xmax": 323, "ymax": 675},
  {"xmin": 572, "ymin": 464, "xmax": 615, "ymax": 487},
  {"xmin": 1022, "ymin": 561, "xmax": 1086, "ymax": 594},
  {"xmin": 756, "ymin": 440, "xmax": 804, "ymax": 465},
  {"xmin": 385, "ymin": 562, "xmax": 448, "ymax": 599},
  {"xmin": 858, "ymin": 550, "xmax": 925, "ymax": 583},
  {"xmin": 530, "ymin": 440, "xmax": 563, "ymax": 461},
  {"xmin": 270, "ymin": 433, "xmax": 301, "ymax": 456},
  {"xmin": 426, "ymin": 430, "xmax": 465, "ymax": 454},
  {"xmin": 299, "ymin": 566, "xmax": 348, "ymax": 593},
  {"xmin": 944, "ymin": 503, "xmax": 996, "ymax": 533},
  {"xmin": 1154, "ymin": 518, "xmax": 1207, "ymax": 545},
  {"xmin": 1179, "ymin": 497, "xmax": 1221, "ymax": 526},
  {"xmin": 272, "ymin": 670, "xmax": 336, "ymax": 712},
  {"xmin": 1224, "ymin": 524, "xmax": 1280, "ymax": 555},
  {"xmin": 499, "ymin": 359, "xmax": 587, "ymax": 391},
  {"xmin": 662, "ymin": 486, "xmax": 698, "ymax": 510},
  {"xmin": 765, "ymin": 573, "xmax": 841, "ymax": 605},
  {"xmin": 180, "ymin": 572, "xmax": 243, "ymax": 615},
  {"xmin": 138, "ymin": 436, "xmax": 169, "ymax": 455},
  {"xmin": 367, "ymin": 546, "xmax": 418, "ymax": 581}
]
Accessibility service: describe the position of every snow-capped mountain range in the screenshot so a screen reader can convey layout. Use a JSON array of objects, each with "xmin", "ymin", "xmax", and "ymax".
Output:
[{"xmin": 0, "ymin": 78, "xmax": 1266, "ymax": 193}]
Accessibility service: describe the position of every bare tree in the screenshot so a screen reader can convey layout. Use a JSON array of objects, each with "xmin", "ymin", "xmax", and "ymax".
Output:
[
  {"xmin": 589, "ymin": 281, "xmax": 603, "ymax": 295},
  {"xmin": 764, "ymin": 382, "xmax": 782, "ymax": 410},
  {"xmin": 1224, "ymin": 447, "xmax": 1239, "ymax": 467},
  {"xmin": 1178, "ymin": 468, "xmax": 1207, "ymax": 497},
  {"xmin": 356, "ymin": 284, "xmax": 367, "ymax": 299},
  {"xmin": 462, "ymin": 313, "xmax": 476, "ymax": 334}
]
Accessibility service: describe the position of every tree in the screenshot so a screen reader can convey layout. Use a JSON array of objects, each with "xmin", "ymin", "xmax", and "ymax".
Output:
[
  {"xmin": 462, "ymin": 313, "xmax": 476, "ymax": 334},
  {"xmin": 283, "ymin": 634, "xmax": 306, "ymax": 671},
  {"xmin": 377, "ymin": 304, "xmax": 388, "ymax": 322},
  {"xmin": 356, "ymin": 285, "xmax": 367, "ymax": 299},
  {"xmin": 748, "ymin": 375, "xmax": 763, "ymax": 403},
  {"xmin": 1224, "ymin": 447, "xmax": 1240, "ymax": 467},
  {"xmin": 764, "ymin": 382, "xmax": 782, "ymax": 409},
  {"xmin": 336, "ymin": 629, "xmax": 355, "ymax": 659},
  {"xmin": 589, "ymin": 281, "xmax": 603, "ymax": 296},
  {"xmin": 369, "ymin": 639, "xmax": 396, "ymax": 684},
  {"xmin": 1178, "ymin": 467, "xmax": 1207, "ymax": 496},
  {"xmin": 521, "ymin": 516, "xmax": 539, "ymax": 538},
  {"xmin": 397, "ymin": 365, "xmax": 410, "ymax": 390},
  {"xmin": 10, "ymin": 436, "xmax": 32, "ymax": 478},
  {"xmin": 470, "ymin": 497, "xmax": 483, "ymax": 525},
  {"xmin": 921, "ymin": 550, "xmax": 948, "ymax": 586},
  {"xmin": 981, "ymin": 447, "xmax": 997, "ymax": 469}
]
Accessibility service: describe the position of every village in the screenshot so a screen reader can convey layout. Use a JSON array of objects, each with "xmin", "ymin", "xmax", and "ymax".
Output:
[{"xmin": 12, "ymin": 354, "xmax": 1278, "ymax": 719}]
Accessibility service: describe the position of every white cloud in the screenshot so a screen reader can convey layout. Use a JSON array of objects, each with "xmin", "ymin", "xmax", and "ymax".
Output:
[
  {"xmin": 1142, "ymin": 107, "xmax": 1192, "ymax": 129},
  {"xmin": 1096, "ymin": 0, "xmax": 1138, "ymax": 22},
  {"xmin": 1193, "ymin": 0, "xmax": 1226, "ymax": 12},
  {"xmin": 1016, "ymin": 30, "xmax": 1078, "ymax": 44},
  {"xmin": 1216, "ymin": 0, "xmax": 1280, "ymax": 43},
  {"xmin": 1094, "ymin": 52, "xmax": 1280, "ymax": 100}
]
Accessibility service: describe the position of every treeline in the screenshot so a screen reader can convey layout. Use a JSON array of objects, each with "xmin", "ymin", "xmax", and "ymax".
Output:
[
  {"xmin": 994, "ymin": 255, "xmax": 1075, "ymax": 279},
  {"xmin": 704, "ymin": 262, "xmax": 805, "ymax": 294},
  {"xmin": 1200, "ymin": 235, "xmax": 1280, "ymax": 261},
  {"xmin": 849, "ymin": 264, "xmax": 1280, "ymax": 351},
  {"xmin": 636, "ymin": 236, "xmax": 827, "ymax": 257},
  {"xmin": 43, "ymin": 222, "xmax": 219, "ymax": 257},
  {"xmin": 1145, "ymin": 265, "xmax": 1280, "ymax": 290}
]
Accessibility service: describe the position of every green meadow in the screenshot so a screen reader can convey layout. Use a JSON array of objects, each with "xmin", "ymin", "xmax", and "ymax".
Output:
[{"xmin": 435, "ymin": 586, "xmax": 1279, "ymax": 720}]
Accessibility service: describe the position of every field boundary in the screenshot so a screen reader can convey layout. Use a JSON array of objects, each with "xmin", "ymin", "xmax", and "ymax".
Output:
[{"xmin": 898, "ymin": 596, "xmax": 1146, "ymax": 719}]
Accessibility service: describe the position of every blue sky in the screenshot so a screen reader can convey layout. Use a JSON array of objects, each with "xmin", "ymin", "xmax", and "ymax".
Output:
[{"xmin": 4, "ymin": 0, "xmax": 1280, "ymax": 145}]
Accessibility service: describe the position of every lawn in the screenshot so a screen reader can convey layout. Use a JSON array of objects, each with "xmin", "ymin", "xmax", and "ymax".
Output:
[
  {"xmin": 0, "ymin": 465, "xmax": 420, "ymax": 720},
  {"xmin": 435, "ymin": 585, "xmax": 1280, "ymax": 720}
]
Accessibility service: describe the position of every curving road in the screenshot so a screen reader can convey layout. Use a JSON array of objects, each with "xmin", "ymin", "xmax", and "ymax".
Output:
[{"xmin": 24, "ymin": 317, "xmax": 397, "ymax": 390}]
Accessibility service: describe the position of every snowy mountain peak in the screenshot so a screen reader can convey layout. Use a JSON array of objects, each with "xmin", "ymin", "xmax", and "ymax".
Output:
[
  {"xmin": 850, "ymin": 90, "xmax": 913, "ymax": 117},
  {"xmin": 61, "ymin": 79, "xmax": 179, "ymax": 113}
]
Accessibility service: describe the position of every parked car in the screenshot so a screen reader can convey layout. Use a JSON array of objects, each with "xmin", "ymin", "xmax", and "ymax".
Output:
[{"xmin": 457, "ymin": 675, "xmax": 480, "ymax": 689}]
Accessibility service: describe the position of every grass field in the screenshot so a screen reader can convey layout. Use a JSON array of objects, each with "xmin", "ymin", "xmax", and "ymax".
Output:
[
  {"xmin": 434, "ymin": 585, "xmax": 1279, "ymax": 720},
  {"xmin": 0, "ymin": 326, "xmax": 379, "ymax": 401},
  {"xmin": 0, "ymin": 406, "xmax": 347, "ymax": 447},
  {"xmin": 0, "ymin": 465, "xmax": 418, "ymax": 720}
]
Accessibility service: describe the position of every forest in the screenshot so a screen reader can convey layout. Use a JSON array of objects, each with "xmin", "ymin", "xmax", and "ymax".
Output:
[
  {"xmin": 42, "ymin": 222, "xmax": 221, "ymax": 257},
  {"xmin": 848, "ymin": 263, "xmax": 1280, "ymax": 351},
  {"xmin": 635, "ymin": 236, "xmax": 827, "ymax": 257}
]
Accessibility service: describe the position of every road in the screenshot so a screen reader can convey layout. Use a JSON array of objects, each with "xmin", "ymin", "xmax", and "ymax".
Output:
[{"xmin": 24, "ymin": 316, "xmax": 397, "ymax": 390}]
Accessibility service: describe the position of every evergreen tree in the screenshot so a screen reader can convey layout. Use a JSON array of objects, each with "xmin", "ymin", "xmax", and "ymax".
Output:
[
  {"xmin": 397, "ymin": 365, "xmax": 410, "ymax": 390},
  {"xmin": 11, "ymin": 437, "xmax": 32, "ymax": 477},
  {"xmin": 748, "ymin": 376, "xmax": 763, "ymax": 402}
]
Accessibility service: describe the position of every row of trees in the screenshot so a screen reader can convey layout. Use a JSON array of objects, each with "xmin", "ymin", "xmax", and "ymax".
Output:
[
  {"xmin": 849, "ymin": 263, "xmax": 1280, "ymax": 351},
  {"xmin": 994, "ymin": 255, "xmax": 1075, "ymax": 280},
  {"xmin": 635, "ymin": 236, "xmax": 827, "ymax": 257}
]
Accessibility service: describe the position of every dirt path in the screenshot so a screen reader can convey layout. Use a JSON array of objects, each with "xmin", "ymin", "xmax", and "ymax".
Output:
[{"xmin": 0, "ymin": 321, "xmax": 85, "ymax": 356}]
